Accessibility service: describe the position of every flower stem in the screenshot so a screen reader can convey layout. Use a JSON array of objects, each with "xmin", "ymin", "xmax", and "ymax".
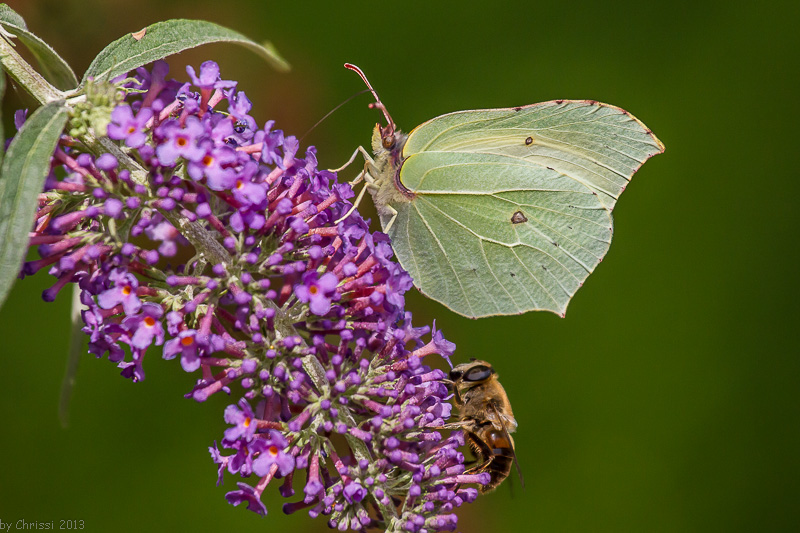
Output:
[{"xmin": 303, "ymin": 355, "xmax": 399, "ymax": 525}]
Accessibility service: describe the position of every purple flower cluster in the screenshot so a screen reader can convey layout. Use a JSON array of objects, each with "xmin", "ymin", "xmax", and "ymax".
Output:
[{"xmin": 20, "ymin": 60, "xmax": 486, "ymax": 530}]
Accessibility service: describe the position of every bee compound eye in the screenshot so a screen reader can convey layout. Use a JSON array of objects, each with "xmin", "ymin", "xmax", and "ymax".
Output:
[
  {"xmin": 382, "ymin": 135, "xmax": 394, "ymax": 149},
  {"xmin": 449, "ymin": 370, "xmax": 463, "ymax": 381},
  {"xmin": 464, "ymin": 366, "xmax": 492, "ymax": 382}
]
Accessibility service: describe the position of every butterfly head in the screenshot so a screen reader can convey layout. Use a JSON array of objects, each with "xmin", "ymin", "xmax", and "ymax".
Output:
[
  {"xmin": 371, "ymin": 123, "xmax": 406, "ymax": 159},
  {"xmin": 345, "ymin": 63, "xmax": 402, "ymax": 152}
]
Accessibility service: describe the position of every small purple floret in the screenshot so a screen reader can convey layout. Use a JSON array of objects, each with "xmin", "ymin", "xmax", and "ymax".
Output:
[{"xmin": 294, "ymin": 272, "xmax": 338, "ymax": 315}]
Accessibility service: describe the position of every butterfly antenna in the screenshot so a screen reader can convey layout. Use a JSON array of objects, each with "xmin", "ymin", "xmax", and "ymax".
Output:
[
  {"xmin": 298, "ymin": 88, "xmax": 373, "ymax": 141},
  {"xmin": 344, "ymin": 63, "xmax": 395, "ymax": 134}
]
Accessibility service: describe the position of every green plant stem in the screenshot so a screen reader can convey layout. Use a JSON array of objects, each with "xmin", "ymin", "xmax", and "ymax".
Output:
[{"xmin": 0, "ymin": 34, "xmax": 63, "ymax": 103}]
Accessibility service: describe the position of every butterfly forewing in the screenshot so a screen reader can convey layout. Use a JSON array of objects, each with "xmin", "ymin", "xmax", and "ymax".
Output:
[
  {"xmin": 403, "ymin": 100, "xmax": 665, "ymax": 209},
  {"xmin": 387, "ymin": 151, "xmax": 611, "ymax": 317},
  {"xmin": 372, "ymin": 98, "xmax": 663, "ymax": 318}
]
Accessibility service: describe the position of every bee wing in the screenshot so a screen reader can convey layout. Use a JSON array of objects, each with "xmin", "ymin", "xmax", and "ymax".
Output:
[{"xmin": 488, "ymin": 400, "xmax": 525, "ymax": 489}]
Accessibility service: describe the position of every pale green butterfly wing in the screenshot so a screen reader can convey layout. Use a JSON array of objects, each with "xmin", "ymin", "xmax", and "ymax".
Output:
[
  {"xmin": 383, "ymin": 151, "xmax": 611, "ymax": 317},
  {"xmin": 402, "ymin": 100, "xmax": 665, "ymax": 209},
  {"xmin": 382, "ymin": 100, "xmax": 663, "ymax": 318}
]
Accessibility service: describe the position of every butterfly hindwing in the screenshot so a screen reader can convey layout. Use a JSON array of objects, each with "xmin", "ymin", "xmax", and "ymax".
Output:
[{"xmin": 386, "ymin": 151, "xmax": 611, "ymax": 317}]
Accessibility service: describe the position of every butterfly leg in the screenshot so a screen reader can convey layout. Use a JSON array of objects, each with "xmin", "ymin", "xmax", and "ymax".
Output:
[
  {"xmin": 334, "ymin": 178, "xmax": 371, "ymax": 224},
  {"xmin": 382, "ymin": 204, "xmax": 398, "ymax": 233},
  {"xmin": 333, "ymin": 161, "xmax": 385, "ymax": 224},
  {"xmin": 328, "ymin": 145, "xmax": 375, "ymax": 175}
]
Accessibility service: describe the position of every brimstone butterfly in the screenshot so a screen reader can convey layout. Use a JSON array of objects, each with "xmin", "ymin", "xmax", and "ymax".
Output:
[{"xmin": 340, "ymin": 64, "xmax": 664, "ymax": 319}]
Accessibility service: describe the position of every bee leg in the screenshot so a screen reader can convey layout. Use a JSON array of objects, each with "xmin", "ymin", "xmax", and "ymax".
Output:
[
  {"xmin": 438, "ymin": 421, "xmax": 470, "ymax": 430},
  {"xmin": 328, "ymin": 145, "xmax": 374, "ymax": 174},
  {"xmin": 452, "ymin": 385, "xmax": 465, "ymax": 407},
  {"xmin": 464, "ymin": 458, "xmax": 493, "ymax": 475},
  {"xmin": 463, "ymin": 431, "xmax": 495, "ymax": 492},
  {"xmin": 463, "ymin": 431, "xmax": 494, "ymax": 475},
  {"xmin": 445, "ymin": 428, "xmax": 492, "ymax": 495},
  {"xmin": 436, "ymin": 418, "xmax": 477, "ymax": 431}
]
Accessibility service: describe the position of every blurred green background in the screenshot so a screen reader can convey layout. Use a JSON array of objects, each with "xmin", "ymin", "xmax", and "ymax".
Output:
[{"xmin": 1, "ymin": 0, "xmax": 798, "ymax": 531}]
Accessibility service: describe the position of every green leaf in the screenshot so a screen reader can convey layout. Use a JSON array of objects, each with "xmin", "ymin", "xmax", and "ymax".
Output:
[
  {"xmin": 0, "ymin": 101, "xmax": 68, "ymax": 311},
  {"xmin": 81, "ymin": 19, "xmax": 289, "ymax": 85},
  {"xmin": 0, "ymin": 4, "xmax": 26, "ymax": 31},
  {"xmin": 0, "ymin": 4, "xmax": 79, "ymax": 90}
]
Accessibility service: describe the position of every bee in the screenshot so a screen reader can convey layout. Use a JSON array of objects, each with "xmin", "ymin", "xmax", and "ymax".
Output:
[{"xmin": 444, "ymin": 359, "xmax": 523, "ymax": 493}]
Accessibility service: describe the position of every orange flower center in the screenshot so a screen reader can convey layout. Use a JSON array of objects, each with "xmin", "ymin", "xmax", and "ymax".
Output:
[
  {"xmin": 268, "ymin": 445, "xmax": 279, "ymax": 456},
  {"xmin": 181, "ymin": 335, "xmax": 195, "ymax": 346},
  {"xmin": 309, "ymin": 286, "xmax": 319, "ymax": 295},
  {"xmin": 176, "ymin": 137, "xmax": 187, "ymax": 147},
  {"xmin": 144, "ymin": 316, "xmax": 156, "ymax": 327},
  {"xmin": 244, "ymin": 417, "xmax": 251, "ymax": 428},
  {"xmin": 203, "ymin": 155, "xmax": 214, "ymax": 167},
  {"xmin": 122, "ymin": 285, "xmax": 132, "ymax": 296}
]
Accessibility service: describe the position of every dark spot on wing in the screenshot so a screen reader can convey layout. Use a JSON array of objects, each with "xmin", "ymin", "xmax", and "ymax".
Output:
[
  {"xmin": 552, "ymin": 241, "xmax": 559, "ymax": 247},
  {"xmin": 514, "ymin": 106, "xmax": 522, "ymax": 112},
  {"xmin": 510, "ymin": 272, "xmax": 515, "ymax": 277},
  {"xmin": 524, "ymin": 136, "xmax": 534, "ymax": 146},
  {"xmin": 541, "ymin": 265, "xmax": 548, "ymax": 271},
  {"xmin": 567, "ymin": 225, "xmax": 573, "ymax": 230},
  {"xmin": 511, "ymin": 211, "xmax": 527, "ymax": 224}
]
